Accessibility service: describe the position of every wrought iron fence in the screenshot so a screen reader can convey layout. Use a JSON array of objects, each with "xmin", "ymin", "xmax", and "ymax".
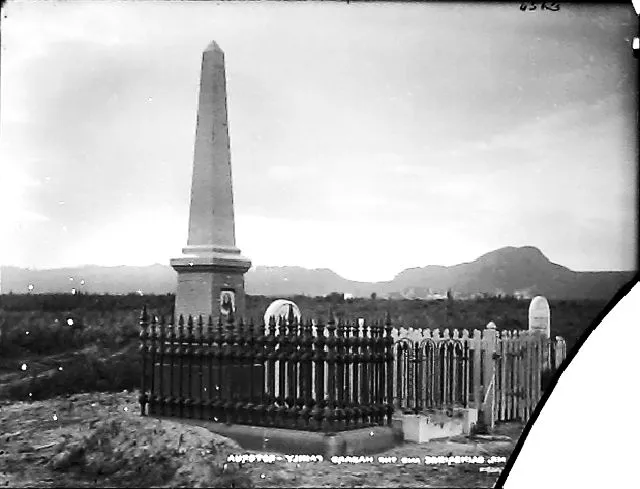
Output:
[{"xmin": 138, "ymin": 307, "xmax": 395, "ymax": 432}]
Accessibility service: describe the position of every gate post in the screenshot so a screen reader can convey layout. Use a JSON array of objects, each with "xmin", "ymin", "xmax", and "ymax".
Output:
[{"xmin": 481, "ymin": 322, "xmax": 497, "ymax": 431}]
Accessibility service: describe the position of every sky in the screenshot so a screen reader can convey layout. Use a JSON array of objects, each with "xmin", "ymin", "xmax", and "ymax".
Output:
[{"xmin": 1, "ymin": 0, "xmax": 637, "ymax": 282}]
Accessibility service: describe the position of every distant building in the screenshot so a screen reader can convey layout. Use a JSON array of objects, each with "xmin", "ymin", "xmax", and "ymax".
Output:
[
  {"xmin": 402, "ymin": 288, "xmax": 418, "ymax": 300},
  {"xmin": 514, "ymin": 289, "xmax": 533, "ymax": 300},
  {"xmin": 424, "ymin": 290, "xmax": 447, "ymax": 301}
]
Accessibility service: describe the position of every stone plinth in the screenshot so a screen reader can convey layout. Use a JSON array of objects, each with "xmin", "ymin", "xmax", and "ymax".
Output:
[
  {"xmin": 171, "ymin": 250, "xmax": 250, "ymax": 321},
  {"xmin": 395, "ymin": 408, "xmax": 478, "ymax": 443}
]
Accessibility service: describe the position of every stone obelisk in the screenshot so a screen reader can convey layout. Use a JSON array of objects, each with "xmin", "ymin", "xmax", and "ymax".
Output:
[{"xmin": 171, "ymin": 40, "xmax": 251, "ymax": 322}]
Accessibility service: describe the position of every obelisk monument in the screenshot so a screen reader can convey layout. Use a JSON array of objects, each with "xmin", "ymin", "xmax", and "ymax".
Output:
[{"xmin": 171, "ymin": 40, "xmax": 251, "ymax": 322}]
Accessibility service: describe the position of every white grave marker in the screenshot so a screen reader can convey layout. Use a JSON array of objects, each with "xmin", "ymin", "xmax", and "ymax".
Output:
[
  {"xmin": 263, "ymin": 299, "xmax": 302, "ymax": 332},
  {"xmin": 528, "ymin": 295, "xmax": 551, "ymax": 338}
]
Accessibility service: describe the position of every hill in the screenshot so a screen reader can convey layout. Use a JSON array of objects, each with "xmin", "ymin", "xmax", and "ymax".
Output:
[{"xmin": 1, "ymin": 246, "xmax": 635, "ymax": 300}]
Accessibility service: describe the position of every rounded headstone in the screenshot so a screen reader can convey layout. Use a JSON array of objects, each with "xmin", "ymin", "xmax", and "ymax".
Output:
[
  {"xmin": 528, "ymin": 296, "xmax": 551, "ymax": 338},
  {"xmin": 263, "ymin": 299, "xmax": 302, "ymax": 328}
]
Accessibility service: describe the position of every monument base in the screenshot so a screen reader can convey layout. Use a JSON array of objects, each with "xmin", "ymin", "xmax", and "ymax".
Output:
[
  {"xmin": 171, "ymin": 250, "xmax": 251, "ymax": 322},
  {"xmin": 151, "ymin": 415, "xmax": 401, "ymax": 458},
  {"xmin": 393, "ymin": 408, "xmax": 479, "ymax": 443}
]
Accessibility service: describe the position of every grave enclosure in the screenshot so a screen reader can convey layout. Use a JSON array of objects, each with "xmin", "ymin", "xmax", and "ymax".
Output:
[
  {"xmin": 139, "ymin": 308, "xmax": 567, "ymax": 438},
  {"xmin": 138, "ymin": 40, "xmax": 567, "ymax": 455}
]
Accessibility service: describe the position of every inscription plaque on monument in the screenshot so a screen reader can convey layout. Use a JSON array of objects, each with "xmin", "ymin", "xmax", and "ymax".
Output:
[{"xmin": 220, "ymin": 290, "xmax": 236, "ymax": 316}]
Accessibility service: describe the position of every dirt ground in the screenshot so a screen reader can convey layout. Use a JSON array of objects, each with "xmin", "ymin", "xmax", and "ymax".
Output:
[{"xmin": 0, "ymin": 391, "xmax": 521, "ymax": 488}]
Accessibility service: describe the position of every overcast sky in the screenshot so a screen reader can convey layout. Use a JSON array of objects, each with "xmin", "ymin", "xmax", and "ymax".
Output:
[{"xmin": 1, "ymin": 1, "xmax": 637, "ymax": 282}]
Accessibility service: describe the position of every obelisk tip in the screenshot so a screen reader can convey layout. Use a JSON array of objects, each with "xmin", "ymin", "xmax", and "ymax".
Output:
[{"xmin": 204, "ymin": 40, "xmax": 223, "ymax": 53}]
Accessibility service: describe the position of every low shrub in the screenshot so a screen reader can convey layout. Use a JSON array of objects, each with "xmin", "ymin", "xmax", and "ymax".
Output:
[{"xmin": 3, "ymin": 343, "xmax": 141, "ymax": 402}]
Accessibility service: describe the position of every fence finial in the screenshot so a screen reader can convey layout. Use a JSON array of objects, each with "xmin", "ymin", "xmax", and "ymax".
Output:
[
  {"xmin": 287, "ymin": 304, "xmax": 295, "ymax": 326},
  {"xmin": 327, "ymin": 306, "xmax": 335, "ymax": 325}
]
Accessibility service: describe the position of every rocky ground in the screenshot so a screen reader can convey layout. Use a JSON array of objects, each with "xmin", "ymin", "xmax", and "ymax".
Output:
[{"xmin": 0, "ymin": 391, "xmax": 520, "ymax": 488}]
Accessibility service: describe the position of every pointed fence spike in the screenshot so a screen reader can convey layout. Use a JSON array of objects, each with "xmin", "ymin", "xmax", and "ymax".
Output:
[
  {"xmin": 287, "ymin": 304, "xmax": 295, "ymax": 325},
  {"xmin": 385, "ymin": 311, "xmax": 392, "ymax": 326},
  {"xmin": 327, "ymin": 306, "xmax": 335, "ymax": 324}
]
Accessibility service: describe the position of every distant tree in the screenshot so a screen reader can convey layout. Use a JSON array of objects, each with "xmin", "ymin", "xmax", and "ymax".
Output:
[
  {"xmin": 370, "ymin": 292, "xmax": 377, "ymax": 301},
  {"xmin": 326, "ymin": 292, "xmax": 344, "ymax": 303}
]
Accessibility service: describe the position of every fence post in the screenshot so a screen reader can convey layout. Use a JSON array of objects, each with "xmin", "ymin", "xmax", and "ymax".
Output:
[
  {"xmin": 363, "ymin": 320, "xmax": 375, "ymax": 424},
  {"xmin": 374, "ymin": 319, "xmax": 386, "ymax": 425},
  {"xmin": 166, "ymin": 315, "xmax": 176, "ymax": 417},
  {"xmin": 148, "ymin": 314, "xmax": 158, "ymax": 416},
  {"xmin": 236, "ymin": 318, "xmax": 249, "ymax": 424},
  {"xmin": 138, "ymin": 306, "xmax": 149, "ymax": 416},
  {"xmin": 391, "ymin": 326, "xmax": 399, "ymax": 412},
  {"xmin": 325, "ymin": 312, "xmax": 337, "ymax": 432},
  {"xmin": 554, "ymin": 336, "xmax": 566, "ymax": 369},
  {"xmin": 206, "ymin": 315, "xmax": 214, "ymax": 421},
  {"xmin": 287, "ymin": 316, "xmax": 302, "ymax": 428},
  {"xmin": 210, "ymin": 316, "xmax": 222, "ymax": 422},
  {"xmin": 253, "ymin": 317, "xmax": 266, "ymax": 426},
  {"xmin": 459, "ymin": 329, "xmax": 469, "ymax": 408},
  {"xmin": 300, "ymin": 318, "xmax": 314, "ymax": 429},
  {"xmin": 275, "ymin": 316, "xmax": 288, "ymax": 427},
  {"xmin": 351, "ymin": 319, "xmax": 362, "ymax": 428},
  {"xmin": 525, "ymin": 332, "xmax": 533, "ymax": 421},
  {"xmin": 384, "ymin": 312, "xmax": 394, "ymax": 425},
  {"xmin": 156, "ymin": 315, "xmax": 166, "ymax": 416},
  {"xmin": 533, "ymin": 331, "xmax": 542, "ymax": 408},
  {"xmin": 311, "ymin": 317, "xmax": 326, "ymax": 431},
  {"xmin": 185, "ymin": 315, "xmax": 194, "ymax": 418},
  {"xmin": 471, "ymin": 329, "xmax": 481, "ymax": 412},
  {"xmin": 223, "ymin": 312, "xmax": 236, "ymax": 424},
  {"xmin": 481, "ymin": 323, "xmax": 497, "ymax": 431},
  {"xmin": 342, "ymin": 318, "xmax": 353, "ymax": 429},
  {"xmin": 335, "ymin": 317, "xmax": 346, "ymax": 430},
  {"xmin": 498, "ymin": 330, "xmax": 507, "ymax": 422},
  {"xmin": 265, "ymin": 316, "xmax": 277, "ymax": 427},
  {"xmin": 510, "ymin": 330, "xmax": 518, "ymax": 420},
  {"xmin": 518, "ymin": 330, "xmax": 525, "ymax": 421},
  {"xmin": 176, "ymin": 315, "xmax": 185, "ymax": 418}
]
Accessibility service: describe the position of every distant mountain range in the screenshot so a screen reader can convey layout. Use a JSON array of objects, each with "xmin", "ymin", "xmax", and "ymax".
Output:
[{"xmin": 1, "ymin": 246, "xmax": 635, "ymax": 300}]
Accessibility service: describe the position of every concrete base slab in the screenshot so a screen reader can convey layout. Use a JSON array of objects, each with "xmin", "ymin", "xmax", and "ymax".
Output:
[
  {"xmin": 151, "ymin": 416, "xmax": 401, "ymax": 457},
  {"xmin": 395, "ymin": 408, "xmax": 478, "ymax": 443}
]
